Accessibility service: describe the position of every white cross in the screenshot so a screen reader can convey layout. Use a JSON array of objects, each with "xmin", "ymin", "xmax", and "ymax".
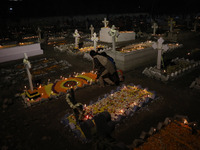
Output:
[
  {"xmin": 73, "ymin": 29, "xmax": 80, "ymax": 49},
  {"xmin": 152, "ymin": 37, "xmax": 169, "ymax": 70},
  {"xmin": 108, "ymin": 25, "xmax": 119, "ymax": 52},
  {"xmin": 102, "ymin": 18, "xmax": 109, "ymax": 28},
  {"xmin": 23, "ymin": 53, "xmax": 33, "ymax": 91},
  {"xmin": 193, "ymin": 20, "xmax": 198, "ymax": 32},
  {"xmin": 168, "ymin": 18, "xmax": 176, "ymax": 32},
  {"xmin": 91, "ymin": 32, "xmax": 98, "ymax": 51},
  {"xmin": 37, "ymin": 27, "xmax": 41, "ymax": 43},
  {"xmin": 89, "ymin": 24, "xmax": 94, "ymax": 38},
  {"xmin": 151, "ymin": 22, "xmax": 158, "ymax": 35}
]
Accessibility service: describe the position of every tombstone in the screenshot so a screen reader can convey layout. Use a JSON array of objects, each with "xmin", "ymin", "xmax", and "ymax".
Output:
[
  {"xmin": 193, "ymin": 20, "xmax": 198, "ymax": 32},
  {"xmin": 89, "ymin": 24, "xmax": 94, "ymax": 38},
  {"xmin": 151, "ymin": 22, "xmax": 158, "ymax": 35},
  {"xmin": 137, "ymin": 30, "xmax": 143, "ymax": 38},
  {"xmin": 186, "ymin": 15, "xmax": 191, "ymax": 28},
  {"xmin": 102, "ymin": 18, "xmax": 109, "ymax": 28},
  {"xmin": 91, "ymin": 32, "xmax": 98, "ymax": 51},
  {"xmin": 23, "ymin": 53, "xmax": 33, "ymax": 91},
  {"xmin": 152, "ymin": 37, "xmax": 169, "ymax": 70},
  {"xmin": 73, "ymin": 29, "xmax": 80, "ymax": 49},
  {"xmin": 168, "ymin": 18, "xmax": 176, "ymax": 32},
  {"xmin": 37, "ymin": 27, "xmax": 42, "ymax": 43},
  {"xmin": 108, "ymin": 25, "xmax": 119, "ymax": 52}
]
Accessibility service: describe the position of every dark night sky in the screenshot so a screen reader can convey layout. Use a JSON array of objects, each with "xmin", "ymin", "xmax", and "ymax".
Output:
[{"xmin": 1, "ymin": 0, "xmax": 200, "ymax": 18}]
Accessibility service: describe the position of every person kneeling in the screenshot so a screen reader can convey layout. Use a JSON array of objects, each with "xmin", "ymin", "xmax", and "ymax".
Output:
[{"xmin": 90, "ymin": 50, "xmax": 117, "ymax": 87}]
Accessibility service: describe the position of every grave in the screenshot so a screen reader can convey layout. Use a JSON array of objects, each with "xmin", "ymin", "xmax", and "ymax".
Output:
[
  {"xmin": 61, "ymin": 84, "xmax": 156, "ymax": 141},
  {"xmin": 105, "ymin": 39, "xmax": 182, "ymax": 71},
  {"xmin": 22, "ymin": 71, "xmax": 97, "ymax": 107},
  {"xmin": 99, "ymin": 18, "xmax": 135, "ymax": 43},
  {"xmin": 142, "ymin": 38, "xmax": 199, "ymax": 82},
  {"xmin": 132, "ymin": 115, "xmax": 200, "ymax": 149},
  {"xmin": 0, "ymin": 43, "xmax": 43, "ymax": 63},
  {"xmin": 106, "ymin": 42, "xmax": 156, "ymax": 71},
  {"xmin": 190, "ymin": 76, "xmax": 200, "ymax": 89}
]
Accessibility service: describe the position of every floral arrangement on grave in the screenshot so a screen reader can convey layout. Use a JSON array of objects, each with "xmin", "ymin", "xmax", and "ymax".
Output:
[
  {"xmin": 66, "ymin": 85, "xmax": 154, "ymax": 122},
  {"xmin": 134, "ymin": 119, "xmax": 200, "ymax": 150},
  {"xmin": 62, "ymin": 84, "xmax": 155, "ymax": 140},
  {"xmin": 120, "ymin": 41, "xmax": 153, "ymax": 53},
  {"xmin": 22, "ymin": 71, "xmax": 97, "ymax": 106}
]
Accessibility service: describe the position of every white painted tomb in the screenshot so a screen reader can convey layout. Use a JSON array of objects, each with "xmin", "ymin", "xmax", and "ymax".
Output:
[
  {"xmin": 0, "ymin": 43, "xmax": 43, "ymax": 63},
  {"xmin": 105, "ymin": 41, "xmax": 182, "ymax": 71},
  {"xmin": 106, "ymin": 44, "xmax": 157, "ymax": 71},
  {"xmin": 100, "ymin": 27, "xmax": 135, "ymax": 43}
]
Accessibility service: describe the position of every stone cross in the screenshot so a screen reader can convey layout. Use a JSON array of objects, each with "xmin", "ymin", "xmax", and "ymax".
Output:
[
  {"xmin": 108, "ymin": 25, "xmax": 119, "ymax": 52},
  {"xmin": 89, "ymin": 24, "xmax": 94, "ymax": 38},
  {"xmin": 168, "ymin": 18, "xmax": 176, "ymax": 32},
  {"xmin": 151, "ymin": 22, "xmax": 158, "ymax": 35},
  {"xmin": 152, "ymin": 37, "xmax": 169, "ymax": 70},
  {"xmin": 23, "ymin": 53, "xmax": 33, "ymax": 91},
  {"xmin": 193, "ymin": 20, "xmax": 198, "ymax": 32},
  {"xmin": 73, "ymin": 29, "xmax": 80, "ymax": 49},
  {"xmin": 102, "ymin": 18, "xmax": 109, "ymax": 28},
  {"xmin": 91, "ymin": 32, "xmax": 98, "ymax": 51},
  {"xmin": 37, "ymin": 27, "xmax": 41, "ymax": 43}
]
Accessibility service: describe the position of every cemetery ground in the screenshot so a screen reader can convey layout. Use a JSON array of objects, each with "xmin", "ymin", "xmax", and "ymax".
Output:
[{"xmin": 1, "ymin": 32, "xmax": 200, "ymax": 150}]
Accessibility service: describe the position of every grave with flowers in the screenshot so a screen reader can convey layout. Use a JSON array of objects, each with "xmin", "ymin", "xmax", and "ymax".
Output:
[
  {"xmin": 132, "ymin": 115, "xmax": 200, "ymax": 149},
  {"xmin": 61, "ymin": 84, "xmax": 156, "ymax": 142},
  {"xmin": 21, "ymin": 71, "xmax": 97, "ymax": 107},
  {"xmin": 142, "ymin": 37, "xmax": 200, "ymax": 82},
  {"xmin": 105, "ymin": 34, "xmax": 182, "ymax": 71},
  {"xmin": 54, "ymin": 29, "xmax": 109, "ymax": 61}
]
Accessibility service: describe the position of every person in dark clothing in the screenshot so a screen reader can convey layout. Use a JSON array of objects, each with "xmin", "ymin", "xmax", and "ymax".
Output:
[
  {"xmin": 99, "ymin": 52, "xmax": 120, "ymax": 86},
  {"xmin": 90, "ymin": 50, "xmax": 119, "ymax": 87}
]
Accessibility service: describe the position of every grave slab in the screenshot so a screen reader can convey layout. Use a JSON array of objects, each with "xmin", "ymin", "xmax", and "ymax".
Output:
[{"xmin": 0, "ymin": 43, "xmax": 43, "ymax": 63}]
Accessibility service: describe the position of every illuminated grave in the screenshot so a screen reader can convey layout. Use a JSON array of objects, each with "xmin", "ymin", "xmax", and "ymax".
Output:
[
  {"xmin": 106, "ymin": 40, "xmax": 182, "ymax": 71},
  {"xmin": 142, "ymin": 38, "xmax": 197, "ymax": 82},
  {"xmin": 133, "ymin": 115, "xmax": 200, "ymax": 149},
  {"xmin": 61, "ymin": 84, "xmax": 156, "ymax": 141},
  {"xmin": 143, "ymin": 58, "xmax": 200, "ymax": 82},
  {"xmin": 79, "ymin": 45, "xmax": 107, "ymax": 53},
  {"xmin": 21, "ymin": 71, "xmax": 97, "ymax": 107},
  {"xmin": 105, "ymin": 41, "xmax": 155, "ymax": 71},
  {"xmin": 120, "ymin": 41, "xmax": 153, "ymax": 53},
  {"xmin": 54, "ymin": 43, "xmax": 108, "ymax": 53},
  {"xmin": 0, "ymin": 42, "xmax": 43, "ymax": 63}
]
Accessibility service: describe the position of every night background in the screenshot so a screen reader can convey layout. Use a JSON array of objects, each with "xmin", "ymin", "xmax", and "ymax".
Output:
[{"xmin": 1, "ymin": 0, "xmax": 199, "ymax": 18}]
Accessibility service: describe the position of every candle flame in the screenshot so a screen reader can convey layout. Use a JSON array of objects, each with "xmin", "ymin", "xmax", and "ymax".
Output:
[{"xmin": 183, "ymin": 119, "xmax": 188, "ymax": 125}]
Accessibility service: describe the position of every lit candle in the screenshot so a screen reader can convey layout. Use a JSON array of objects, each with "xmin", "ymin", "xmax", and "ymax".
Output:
[{"xmin": 183, "ymin": 119, "xmax": 188, "ymax": 125}]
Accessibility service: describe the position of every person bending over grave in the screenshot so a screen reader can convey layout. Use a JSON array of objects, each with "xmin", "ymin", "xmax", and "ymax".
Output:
[
  {"xmin": 99, "ymin": 52, "xmax": 120, "ymax": 86},
  {"xmin": 89, "ymin": 50, "xmax": 117, "ymax": 87},
  {"xmin": 66, "ymin": 88, "xmax": 84, "ymax": 123}
]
